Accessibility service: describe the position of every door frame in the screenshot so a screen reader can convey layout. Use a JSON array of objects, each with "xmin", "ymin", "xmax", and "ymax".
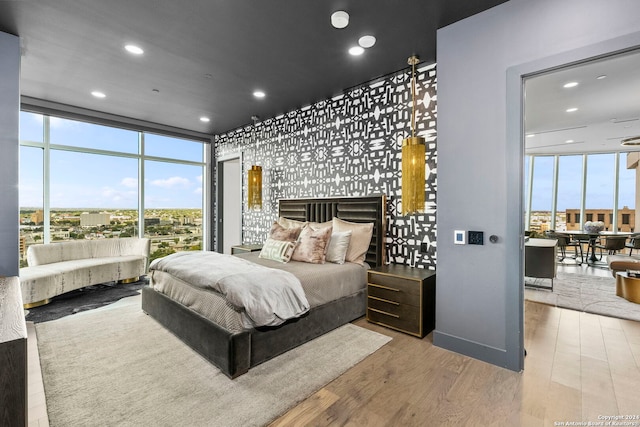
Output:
[{"xmin": 216, "ymin": 152, "xmax": 243, "ymax": 253}]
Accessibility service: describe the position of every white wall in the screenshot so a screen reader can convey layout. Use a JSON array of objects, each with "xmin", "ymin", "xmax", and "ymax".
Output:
[
  {"xmin": 436, "ymin": 0, "xmax": 640, "ymax": 370},
  {"xmin": 0, "ymin": 32, "xmax": 20, "ymax": 277},
  {"xmin": 222, "ymin": 158, "xmax": 241, "ymax": 254}
]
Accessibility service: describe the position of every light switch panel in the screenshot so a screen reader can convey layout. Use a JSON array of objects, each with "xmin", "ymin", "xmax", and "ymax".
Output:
[{"xmin": 454, "ymin": 230, "xmax": 465, "ymax": 245}]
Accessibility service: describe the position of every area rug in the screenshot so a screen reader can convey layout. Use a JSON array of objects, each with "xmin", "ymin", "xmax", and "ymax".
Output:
[
  {"xmin": 36, "ymin": 294, "xmax": 391, "ymax": 427},
  {"xmin": 525, "ymin": 272, "xmax": 640, "ymax": 322},
  {"xmin": 25, "ymin": 277, "xmax": 148, "ymax": 323}
]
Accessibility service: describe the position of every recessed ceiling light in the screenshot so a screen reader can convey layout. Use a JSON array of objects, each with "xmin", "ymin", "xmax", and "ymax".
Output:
[
  {"xmin": 566, "ymin": 107, "xmax": 578, "ymax": 113},
  {"xmin": 621, "ymin": 136, "xmax": 640, "ymax": 146},
  {"xmin": 200, "ymin": 117, "xmax": 210, "ymax": 123},
  {"xmin": 565, "ymin": 139, "xmax": 574, "ymax": 143},
  {"xmin": 349, "ymin": 46, "xmax": 365, "ymax": 56},
  {"xmin": 358, "ymin": 35, "xmax": 376, "ymax": 48},
  {"xmin": 124, "ymin": 44, "xmax": 144, "ymax": 55},
  {"xmin": 253, "ymin": 90, "xmax": 266, "ymax": 98},
  {"xmin": 91, "ymin": 91, "xmax": 106, "ymax": 98},
  {"xmin": 526, "ymin": 134, "xmax": 535, "ymax": 138},
  {"xmin": 597, "ymin": 74, "xmax": 607, "ymax": 80},
  {"xmin": 331, "ymin": 11, "xmax": 349, "ymax": 29},
  {"xmin": 563, "ymin": 81, "xmax": 579, "ymax": 88}
]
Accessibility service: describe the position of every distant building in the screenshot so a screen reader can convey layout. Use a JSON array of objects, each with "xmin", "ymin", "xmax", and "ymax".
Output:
[
  {"xmin": 80, "ymin": 213, "xmax": 111, "ymax": 227},
  {"xmin": 144, "ymin": 218, "xmax": 160, "ymax": 226},
  {"xmin": 31, "ymin": 210, "xmax": 44, "ymax": 224},
  {"xmin": 566, "ymin": 207, "xmax": 635, "ymax": 232}
]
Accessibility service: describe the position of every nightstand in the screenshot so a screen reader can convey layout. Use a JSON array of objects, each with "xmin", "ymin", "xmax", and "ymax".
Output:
[
  {"xmin": 231, "ymin": 244, "xmax": 263, "ymax": 255},
  {"xmin": 366, "ymin": 264, "xmax": 436, "ymax": 338}
]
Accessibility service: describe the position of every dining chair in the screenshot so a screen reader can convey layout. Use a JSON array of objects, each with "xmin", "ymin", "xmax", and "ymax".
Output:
[
  {"xmin": 595, "ymin": 235, "xmax": 628, "ymax": 260},
  {"xmin": 625, "ymin": 234, "xmax": 640, "ymax": 255},
  {"xmin": 546, "ymin": 231, "xmax": 581, "ymax": 264}
]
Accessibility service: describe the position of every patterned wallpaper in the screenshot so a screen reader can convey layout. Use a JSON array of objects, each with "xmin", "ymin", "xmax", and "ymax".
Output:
[{"xmin": 215, "ymin": 64, "xmax": 437, "ymax": 269}]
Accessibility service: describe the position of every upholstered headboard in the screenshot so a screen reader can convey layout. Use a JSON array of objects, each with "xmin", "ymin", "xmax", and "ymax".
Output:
[{"xmin": 278, "ymin": 195, "xmax": 386, "ymax": 267}]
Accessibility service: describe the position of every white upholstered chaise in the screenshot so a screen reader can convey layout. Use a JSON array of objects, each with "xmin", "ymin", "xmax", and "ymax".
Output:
[{"xmin": 20, "ymin": 238, "xmax": 150, "ymax": 308}]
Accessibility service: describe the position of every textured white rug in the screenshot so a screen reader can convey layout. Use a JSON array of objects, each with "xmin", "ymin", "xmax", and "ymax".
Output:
[
  {"xmin": 36, "ymin": 294, "xmax": 391, "ymax": 427},
  {"xmin": 525, "ymin": 272, "xmax": 640, "ymax": 321}
]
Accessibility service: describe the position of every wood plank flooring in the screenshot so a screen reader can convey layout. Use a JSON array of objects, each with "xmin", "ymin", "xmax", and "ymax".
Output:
[{"xmin": 271, "ymin": 301, "xmax": 640, "ymax": 426}]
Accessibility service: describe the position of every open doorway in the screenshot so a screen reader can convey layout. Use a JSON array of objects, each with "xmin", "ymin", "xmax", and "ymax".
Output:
[
  {"xmin": 523, "ymin": 49, "xmax": 640, "ymax": 317},
  {"xmin": 216, "ymin": 154, "xmax": 242, "ymax": 254}
]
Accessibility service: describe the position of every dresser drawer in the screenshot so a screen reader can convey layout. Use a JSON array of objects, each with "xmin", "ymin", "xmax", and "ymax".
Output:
[
  {"xmin": 367, "ymin": 273, "xmax": 421, "ymax": 296},
  {"xmin": 367, "ymin": 306, "xmax": 421, "ymax": 336},
  {"xmin": 367, "ymin": 283, "xmax": 420, "ymax": 306}
]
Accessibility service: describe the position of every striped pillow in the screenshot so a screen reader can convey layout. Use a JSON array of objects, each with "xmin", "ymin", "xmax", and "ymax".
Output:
[{"xmin": 259, "ymin": 238, "xmax": 296, "ymax": 263}]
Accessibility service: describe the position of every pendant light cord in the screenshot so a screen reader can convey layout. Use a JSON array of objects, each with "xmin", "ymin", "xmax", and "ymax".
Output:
[{"xmin": 408, "ymin": 56, "xmax": 420, "ymax": 138}]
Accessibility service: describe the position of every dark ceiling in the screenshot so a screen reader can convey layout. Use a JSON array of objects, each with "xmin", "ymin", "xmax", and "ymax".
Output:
[{"xmin": 0, "ymin": 0, "xmax": 507, "ymax": 136}]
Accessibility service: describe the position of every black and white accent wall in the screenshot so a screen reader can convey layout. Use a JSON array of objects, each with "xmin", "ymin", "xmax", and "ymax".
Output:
[{"xmin": 215, "ymin": 64, "xmax": 437, "ymax": 269}]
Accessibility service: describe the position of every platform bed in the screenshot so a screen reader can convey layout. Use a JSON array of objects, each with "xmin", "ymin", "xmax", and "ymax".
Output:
[{"xmin": 142, "ymin": 195, "xmax": 386, "ymax": 378}]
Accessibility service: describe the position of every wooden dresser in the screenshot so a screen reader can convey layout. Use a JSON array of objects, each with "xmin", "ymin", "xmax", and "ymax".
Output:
[
  {"xmin": 230, "ymin": 244, "xmax": 263, "ymax": 255},
  {"xmin": 366, "ymin": 264, "xmax": 436, "ymax": 337}
]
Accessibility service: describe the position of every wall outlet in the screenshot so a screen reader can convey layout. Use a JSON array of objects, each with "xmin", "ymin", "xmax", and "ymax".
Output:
[{"xmin": 468, "ymin": 231, "xmax": 484, "ymax": 245}]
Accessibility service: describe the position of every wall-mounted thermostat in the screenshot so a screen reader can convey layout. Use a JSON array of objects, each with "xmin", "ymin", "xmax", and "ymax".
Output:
[{"xmin": 454, "ymin": 230, "xmax": 465, "ymax": 245}]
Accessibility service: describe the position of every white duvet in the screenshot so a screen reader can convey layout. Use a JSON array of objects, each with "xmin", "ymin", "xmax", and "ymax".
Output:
[{"xmin": 149, "ymin": 251, "xmax": 310, "ymax": 327}]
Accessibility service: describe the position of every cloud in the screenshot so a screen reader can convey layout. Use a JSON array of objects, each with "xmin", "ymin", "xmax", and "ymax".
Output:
[
  {"xmin": 49, "ymin": 116, "xmax": 80, "ymax": 130},
  {"xmin": 194, "ymin": 187, "xmax": 202, "ymax": 195},
  {"xmin": 150, "ymin": 176, "xmax": 191, "ymax": 189},
  {"xmin": 121, "ymin": 177, "xmax": 138, "ymax": 188},
  {"xmin": 196, "ymin": 175, "xmax": 203, "ymax": 183}
]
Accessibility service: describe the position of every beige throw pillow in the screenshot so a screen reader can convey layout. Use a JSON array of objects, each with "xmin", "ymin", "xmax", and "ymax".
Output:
[
  {"xmin": 291, "ymin": 225, "xmax": 333, "ymax": 264},
  {"xmin": 332, "ymin": 217, "xmax": 373, "ymax": 266},
  {"xmin": 277, "ymin": 216, "xmax": 307, "ymax": 229}
]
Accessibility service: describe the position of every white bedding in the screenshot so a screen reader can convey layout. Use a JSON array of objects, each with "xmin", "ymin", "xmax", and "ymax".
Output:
[{"xmin": 149, "ymin": 251, "xmax": 309, "ymax": 327}]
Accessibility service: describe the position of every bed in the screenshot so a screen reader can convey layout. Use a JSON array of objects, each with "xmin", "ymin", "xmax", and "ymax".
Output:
[{"xmin": 141, "ymin": 195, "xmax": 386, "ymax": 378}]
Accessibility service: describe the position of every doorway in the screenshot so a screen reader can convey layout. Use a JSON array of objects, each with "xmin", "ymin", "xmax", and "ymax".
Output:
[{"xmin": 216, "ymin": 154, "xmax": 242, "ymax": 254}]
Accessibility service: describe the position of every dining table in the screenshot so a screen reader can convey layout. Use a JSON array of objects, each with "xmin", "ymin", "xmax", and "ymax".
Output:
[{"xmin": 558, "ymin": 230, "xmax": 631, "ymax": 265}]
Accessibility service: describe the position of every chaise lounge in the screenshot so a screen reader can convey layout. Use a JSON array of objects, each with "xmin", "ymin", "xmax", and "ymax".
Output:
[{"xmin": 20, "ymin": 238, "xmax": 150, "ymax": 308}]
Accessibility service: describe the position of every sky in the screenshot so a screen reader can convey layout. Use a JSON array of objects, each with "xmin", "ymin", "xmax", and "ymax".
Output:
[
  {"xmin": 19, "ymin": 112, "xmax": 204, "ymax": 209},
  {"xmin": 526, "ymin": 153, "xmax": 636, "ymax": 212}
]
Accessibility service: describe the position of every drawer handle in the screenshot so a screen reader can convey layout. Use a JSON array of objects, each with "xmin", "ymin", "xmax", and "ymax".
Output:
[
  {"xmin": 368, "ymin": 295, "xmax": 400, "ymax": 305},
  {"xmin": 368, "ymin": 307, "xmax": 400, "ymax": 318},
  {"xmin": 368, "ymin": 283, "xmax": 400, "ymax": 292}
]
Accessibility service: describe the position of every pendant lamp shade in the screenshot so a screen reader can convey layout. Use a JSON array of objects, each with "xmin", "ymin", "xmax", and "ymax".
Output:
[
  {"xmin": 248, "ymin": 165, "xmax": 262, "ymax": 210},
  {"xmin": 401, "ymin": 56, "xmax": 426, "ymax": 215}
]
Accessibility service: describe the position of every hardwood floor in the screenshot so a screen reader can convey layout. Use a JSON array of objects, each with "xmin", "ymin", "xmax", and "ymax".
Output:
[{"xmin": 271, "ymin": 301, "xmax": 640, "ymax": 426}]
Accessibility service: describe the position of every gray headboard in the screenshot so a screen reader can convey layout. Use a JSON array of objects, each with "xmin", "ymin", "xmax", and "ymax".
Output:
[{"xmin": 278, "ymin": 195, "xmax": 386, "ymax": 267}]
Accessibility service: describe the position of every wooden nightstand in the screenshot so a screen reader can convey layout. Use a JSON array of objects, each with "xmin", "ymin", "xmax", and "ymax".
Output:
[
  {"xmin": 231, "ymin": 244, "xmax": 263, "ymax": 255},
  {"xmin": 366, "ymin": 264, "xmax": 436, "ymax": 338}
]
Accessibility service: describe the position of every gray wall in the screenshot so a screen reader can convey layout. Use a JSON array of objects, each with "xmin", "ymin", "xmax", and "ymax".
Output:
[
  {"xmin": 0, "ymin": 32, "xmax": 20, "ymax": 277},
  {"xmin": 435, "ymin": 0, "xmax": 640, "ymax": 371}
]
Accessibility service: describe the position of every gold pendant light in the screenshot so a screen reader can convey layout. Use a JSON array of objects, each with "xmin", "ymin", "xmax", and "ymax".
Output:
[
  {"xmin": 401, "ymin": 55, "xmax": 426, "ymax": 215},
  {"xmin": 248, "ymin": 165, "xmax": 262, "ymax": 210}
]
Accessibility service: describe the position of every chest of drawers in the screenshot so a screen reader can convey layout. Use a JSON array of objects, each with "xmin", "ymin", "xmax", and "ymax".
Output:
[{"xmin": 366, "ymin": 264, "xmax": 436, "ymax": 337}]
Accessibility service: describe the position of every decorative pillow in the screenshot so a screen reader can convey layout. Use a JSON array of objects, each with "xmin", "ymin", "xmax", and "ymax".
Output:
[
  {"xmin": 325, "ymin": 230, "xmax": 352, "ymax": 264},
  {"xmin": 291, "ymin": 225, "xmax": 333, "ymax": 264},
  {"xmin": 277, "ymin": 217, "xmax": 307, "ymax": 229},
  {"xmin": 259, "ymin": 238, "xmax": 296, "ymax": 263},
  {"xmin": 332, "ymin": 217, "xmax": 374, "ymax": 266},
  {"xmin": 308, "ymin": 220, "xmax": 332, "ymax": 230},
  {"xmin": 269, "ymin": 222, "xmax": 302, "ymax": 242}
]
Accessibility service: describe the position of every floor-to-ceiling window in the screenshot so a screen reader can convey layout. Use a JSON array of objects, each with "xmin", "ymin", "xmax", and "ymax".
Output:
[
  {"xmin": 525, "ymin": 152, "xmax": 636, "ymax": 233},
  {"xmin": 18, "ymin": 111, "xmax": 207, "ymax": 266}
]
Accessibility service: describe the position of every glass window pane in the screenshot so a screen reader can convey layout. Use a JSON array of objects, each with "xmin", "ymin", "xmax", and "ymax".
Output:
[
  {"xmin": 144, "ymin": 133, "xmax": 204, "ymax": 162},
  {"xmin": 19, "ymin": 146, "xmax": 44, "ymax": 266},
  {"xmin": 50, "ymin": 117, "xmax": 138, "ymax": 153},
  {"xmin": 529, "ymin": 156, "xmax": 554, "ymax": 235},
  {"xmin": 20, "ymin": 111, "xmax": 44, "ymax": 143},
  {"xmin": 585, "ymin": 153, "xmax": 615, "ymax": 230},
  {"xmin": 144, "ymin": 160, "xmax": 203, "ymax": 262},
  {"xmin": 555, "ymin": 155, "xmax": 583, "ymax": 231},
  {"xmin": 619, "ymin": 152, "xmax": 636, "ymax": 232},
  {"xmin": 50, "ymin": 150, "xmax": 139, "ymax": 240}
]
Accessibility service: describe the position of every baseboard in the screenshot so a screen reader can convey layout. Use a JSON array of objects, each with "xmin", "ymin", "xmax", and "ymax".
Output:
[{"xmin": 433, "ymin": 330, "xmax": 519, "ymax": 372}]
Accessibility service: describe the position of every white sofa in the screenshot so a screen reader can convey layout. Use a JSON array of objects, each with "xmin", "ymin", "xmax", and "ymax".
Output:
[{"xmin": 20, "ymin": 238, "xmax": 150, "ymax": 307}]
